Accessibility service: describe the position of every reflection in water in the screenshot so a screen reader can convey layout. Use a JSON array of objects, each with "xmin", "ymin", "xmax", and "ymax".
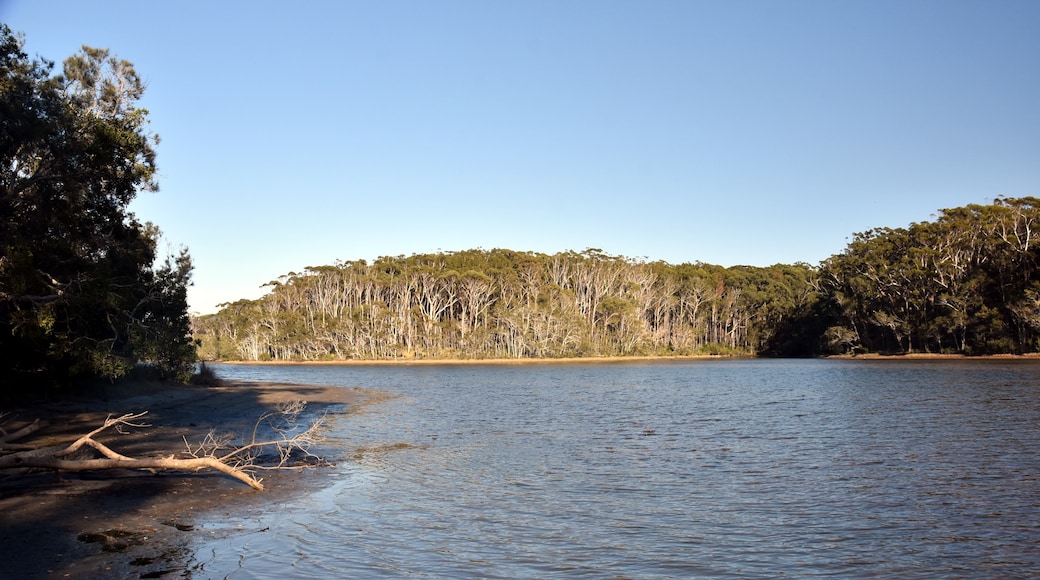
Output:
[{"xmin": 193, "ymin": 360, "xmax": 1040, "ymax": 578}]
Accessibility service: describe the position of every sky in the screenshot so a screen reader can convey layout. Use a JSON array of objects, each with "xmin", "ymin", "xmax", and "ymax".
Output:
[{"xmin": 2, "ymin": 1, "xmax": 1039, "ymax": 314}]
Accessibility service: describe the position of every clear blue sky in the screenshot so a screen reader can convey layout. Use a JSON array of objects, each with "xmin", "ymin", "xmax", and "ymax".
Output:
[{"xmin": 3, "ymin": 1, "xmax": 1039, "ymax": 314}]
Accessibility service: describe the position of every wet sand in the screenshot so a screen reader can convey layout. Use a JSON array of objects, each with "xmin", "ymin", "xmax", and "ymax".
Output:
[{"xmin": 0, "ymin": 380, "xmax": 374, "ymax": 579}]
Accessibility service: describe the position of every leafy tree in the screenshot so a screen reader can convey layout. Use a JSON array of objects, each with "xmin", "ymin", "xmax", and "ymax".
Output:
[
  {"xmin": 196, "ymin": 248, "xmax": 820, "ymax": 361},
  {"xmin": 820, "ymin": 197, "xmax": 1040, "ymax": 355},
  {"xmin": 0, "ymin": 26, "xmax": 195, "ymax": 390}
]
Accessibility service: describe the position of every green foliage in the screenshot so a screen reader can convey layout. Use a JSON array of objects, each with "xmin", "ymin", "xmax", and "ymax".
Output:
[
  {"xmin": 194, "ymin": 249, "xmax": 819, "ymax": 361},
  {"xmin": 0, "ymin": 26, "xmax": 195, "ymax": 391},
  {"xmin": 820, "ymin": 196, "xmax": 1040, "ymax": 355},
  {"xmin": 194, "ymin": 197, "xmax": 1040, "ymax": 361}
]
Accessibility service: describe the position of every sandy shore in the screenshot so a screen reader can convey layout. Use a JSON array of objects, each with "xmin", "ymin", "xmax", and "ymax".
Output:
[
  {"xmin": 221, "ymin": 352, "xmax": 1040, "ymax": 366},
  {"xmin": 0, "ymin": 380, "xmax": 376, "ymax": 579},
  {"xmin": 224, "ymin": 354, "xmax": 731, "ymax": 365}
]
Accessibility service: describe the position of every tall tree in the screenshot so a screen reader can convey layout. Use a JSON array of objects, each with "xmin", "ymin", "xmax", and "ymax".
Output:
[
  {"xmin": 0, "ymin": 26, "xmax": 195, "ymax": 390},
  {"xmin": 820, "ymin": 197, "xmax": 1040, "ymax": 355}
]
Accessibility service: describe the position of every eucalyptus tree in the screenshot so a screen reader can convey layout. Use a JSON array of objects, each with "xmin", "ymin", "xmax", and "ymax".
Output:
[
  {"xmin": 197, "ymin": 247, "xmax": 824, "ymax": 361},
  {"xmin": 820, "ymin": 197, "xmax": 1040, "ymax": 354}
]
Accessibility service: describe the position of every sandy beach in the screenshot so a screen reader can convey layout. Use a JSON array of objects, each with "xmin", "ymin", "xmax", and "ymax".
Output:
[{"xmin": 0, "ymin": 379, "xmax": 376, "ymax": 579}]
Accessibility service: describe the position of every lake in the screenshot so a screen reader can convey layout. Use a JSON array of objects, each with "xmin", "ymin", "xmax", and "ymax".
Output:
[{"xmin": 193, "ymin": 359, "xmax": 1040, "ymax": 578}]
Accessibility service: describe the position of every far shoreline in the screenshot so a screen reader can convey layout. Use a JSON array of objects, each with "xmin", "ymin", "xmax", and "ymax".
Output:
[
  {"xmin": 828, "ymin": 352, "xmax": 1040, "ymax": 360},
  {"xmin": 210, "ymin": 352, "xmax": 1040, "ymax": 366},
  {"xmin": 213, "ymin": 354, "xmax": 734, "ymax": 366}
]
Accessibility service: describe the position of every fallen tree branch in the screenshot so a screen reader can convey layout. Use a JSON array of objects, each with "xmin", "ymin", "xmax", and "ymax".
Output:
[
  {"xmin": 55, "ymin": 412, "xmax": 148, "ymax": 461},
  {"xmin": 0, "ymin": 418, "xmax": 50, "ymax": 449},
  {"xmin": 0, "ymin": 453, "xmax": 265, "ymax": 489},
  {"xmin": 211, "ymin": 400, "xmax": 329, "ymax": 469},
  {"xmin": 0, "ymin": 402, "xmax": 328, "ymax": 490}
]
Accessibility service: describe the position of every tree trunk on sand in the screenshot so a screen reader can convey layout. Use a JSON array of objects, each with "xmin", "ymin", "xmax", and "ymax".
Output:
[{"xmin": 0, "ymin": 402, "xmax": 327, "ymax": 491}]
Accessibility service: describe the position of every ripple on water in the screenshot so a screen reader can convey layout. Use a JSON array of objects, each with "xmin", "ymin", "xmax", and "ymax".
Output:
[{"xmin": 196, "ymin": 360, "xmax": 1040, "ymax": 578}]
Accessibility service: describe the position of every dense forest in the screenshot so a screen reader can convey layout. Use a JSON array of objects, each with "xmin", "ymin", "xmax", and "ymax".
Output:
[
  {"xmin": 0, "ymin": 26, "xmax": 195, "ymax": 392},
  {"xmin": 820, "ymin": 196, "xmax": 1040, "ymax": 355},
  {"xmin": 194, "ymin": 251, "xmax": 818, "ymax": 361},
  {"xmin": 195, "ymin": 197, "xmax": 1040, "ymax": 361}
]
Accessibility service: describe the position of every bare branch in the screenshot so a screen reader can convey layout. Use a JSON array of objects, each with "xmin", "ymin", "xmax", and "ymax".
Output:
[
  {"xmin": 0, "ymin": 401, "xmax": 328, "ymax": 491},
  {"xmin": 0, "ymin": 418, "xmax": 49, "ymax": 446}
]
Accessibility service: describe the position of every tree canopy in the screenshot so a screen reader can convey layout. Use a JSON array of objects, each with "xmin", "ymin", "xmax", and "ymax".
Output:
[
  {"xmin": 0, "ymin": 25, "xmax": 195, "ymax": 392},
  {"xmin": 819, "ymin": 196, "xmax": 1040, "ymax": 355},
  {"xmin": 194, "ymin": 248, "xmax": 819, "ymax": 361},
  {"xmin": 196, "ymin": 197, "xmax": 1040, "ymax": 361}
]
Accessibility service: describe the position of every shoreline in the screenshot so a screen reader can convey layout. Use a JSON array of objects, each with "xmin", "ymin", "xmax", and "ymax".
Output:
[
  {"xmin": 8, "ymin": 354, "xmax": 1040, "ymax": 575},
  {"xmin": 215, "ymin": 352, "xmax": 1040, "ymax": 365},
  {"xmin": 0, "ymin": 379, "xmax": 377, "ymax": 579},
  {"xmin": 216, "ymin": 354, "xmax": 740, "ymax": 366},
  {"xmin": 826, "ymin": 352, "xmax": 1040, "ymax": 360}
]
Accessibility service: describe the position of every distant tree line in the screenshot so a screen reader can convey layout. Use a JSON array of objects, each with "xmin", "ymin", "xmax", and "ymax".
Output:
[
  {"xmin": 194, "ymin": 249, "xmax": 818, "ymax": 361},
  {"xmin": 195, "ymin": 197, "xmax": 1040, "ymax": 361}
]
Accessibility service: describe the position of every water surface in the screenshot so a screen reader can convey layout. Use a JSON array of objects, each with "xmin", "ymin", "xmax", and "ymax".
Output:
[{"xmin": 195, "ymin": 359, "xmax": 1040, "ymax": 578}]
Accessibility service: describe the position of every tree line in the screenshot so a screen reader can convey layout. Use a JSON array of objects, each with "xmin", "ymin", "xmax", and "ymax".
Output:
[
  {"xmin": 195, "ymin": 197, "xmax": 1040, "ymax": 362},
  {"xmin": 193, "ymin": 249, "xmax": 818, "ymax": 361}
]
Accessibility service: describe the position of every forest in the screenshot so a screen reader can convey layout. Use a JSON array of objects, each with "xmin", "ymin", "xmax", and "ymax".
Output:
[
  {"xmin": 194, "ymin": 250, "xmax": 818, "ymax": 361},
  {"xmin": 193, "ymin": 196, "xmax": 1040, "ymax": 361},
  {"xmin": 820, "ymin": 196, "xmax": 1040, "ymax": 355}
]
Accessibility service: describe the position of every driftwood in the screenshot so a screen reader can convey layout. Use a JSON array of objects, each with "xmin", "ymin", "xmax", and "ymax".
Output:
[
  {"xmin": 0, "ymin": 401, "xmax": 328, "ymax": 490},
  {"xmin": 0, "ymin": 417, "xmax": 50, "ymax": 451}
]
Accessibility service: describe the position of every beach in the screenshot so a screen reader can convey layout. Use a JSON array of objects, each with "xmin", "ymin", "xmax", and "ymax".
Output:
[{"xmin": 0, "ymin": 379, "xmax": 373, "ymax": 579}]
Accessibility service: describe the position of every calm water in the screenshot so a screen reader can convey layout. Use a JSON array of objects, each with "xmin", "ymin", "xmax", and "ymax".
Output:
[{"xmin": 193, "ymin": 359, "xmax": 1040, "ymax": 578}]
